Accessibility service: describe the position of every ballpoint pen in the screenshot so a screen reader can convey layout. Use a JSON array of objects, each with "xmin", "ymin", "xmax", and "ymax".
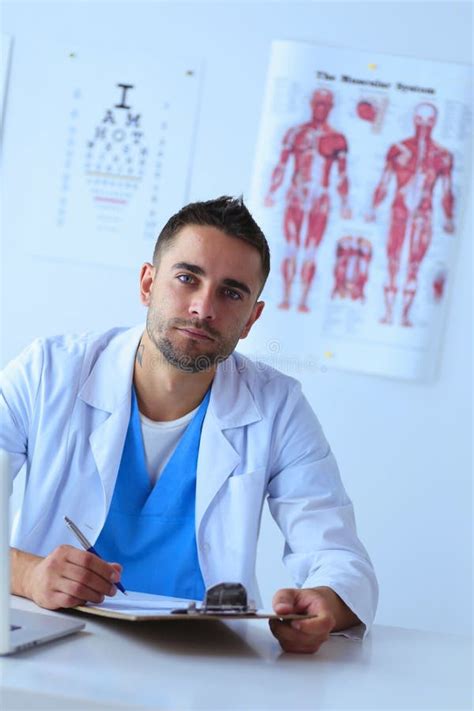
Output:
[{"xmin": 64, "ymin": 515, "xmax": 127, "ymax": 595}]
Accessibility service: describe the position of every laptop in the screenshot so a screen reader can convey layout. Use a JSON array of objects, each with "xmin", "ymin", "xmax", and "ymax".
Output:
[{"xmin": 0, "ymin": 450, "xmax": 85, "ymax": 654}]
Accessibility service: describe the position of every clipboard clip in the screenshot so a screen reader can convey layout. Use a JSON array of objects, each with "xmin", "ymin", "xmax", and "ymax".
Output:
[{"xmin": 171, "ymin": 582, "xmax": 257, "ymax": 615}]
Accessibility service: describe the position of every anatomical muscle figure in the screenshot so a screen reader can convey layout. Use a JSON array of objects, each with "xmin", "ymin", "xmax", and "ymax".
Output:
[
  {"xmin": 332, "ymin": 236, "xmax": 372, "ymax": 302},
  {"xmin": 265, "ymin": 88, "xmax": 351, "ymax": 312},
  {"xmin": 367, "ymin": 102, "xmax": 454, "ymax": 327}
]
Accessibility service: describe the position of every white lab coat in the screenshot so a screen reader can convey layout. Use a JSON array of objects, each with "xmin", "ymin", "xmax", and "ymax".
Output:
[{"xmin": 0, "ymin": 324, "xmax": 378, "ymax": 630}]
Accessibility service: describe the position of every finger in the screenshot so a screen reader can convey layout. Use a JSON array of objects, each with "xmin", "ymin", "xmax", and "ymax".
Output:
[
  {"xmin": 34, "ymin": 590, "xmax": 87, "ymax": 611},
  {"xmin": 269, "ymin": 619, "xmax": 326, "ymax": 654},
  {"xmin": 60, "ymin": 561, "xmax": 117, "ymax": 598},
  {"xmin": 270, "ymin": 620, "xmax": 329, "ymax": 646},
  {"xmin": 65, "ymin": 547, "xmax": 120, "ymax": 584},
  {"xmin": 274, "ymin": 636, "xmax": 324, "ymax": 654},
  {"xmin": 54, "ymin": 576, "xmax": 109, "ymax": 605},
  {"xmin": 276, "ymin": 637, "xmax": 324, "ymax": 654},
  {"xmin": 272, "ymin": 588, "xmax": 298, "ymax": 615},
  {"xmin": 290, "ymin": 612, "xmax": 335, "ymax": 637},
  {"xmin": 110, "ymin": 563, "xmax": 123, "ymax": 583},
  {"xmin": 51, "ymin": 591, "xmax": 88, "ymax": 609}
]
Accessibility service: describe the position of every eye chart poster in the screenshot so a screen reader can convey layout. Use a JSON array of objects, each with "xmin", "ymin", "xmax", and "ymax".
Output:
[
  {"xmin": 248, "ymin": 41, "xmax": 472, "ymax": 380},
  {"xmin": 24, "ymin": 46, "xmax": 201, "ymax": 268}
]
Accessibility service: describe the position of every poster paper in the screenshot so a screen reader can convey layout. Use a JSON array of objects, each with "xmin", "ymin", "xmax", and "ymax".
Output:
[
  {"xmin": 248, "ymin": 41, "xmax": 472, "ymax": 380},
  {"xmin": 26, "ymin": 46, "xmax": 201, "ymax": 268}
]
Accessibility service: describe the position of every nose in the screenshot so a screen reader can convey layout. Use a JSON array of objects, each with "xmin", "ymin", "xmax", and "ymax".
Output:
[{"xmin": 188, "ymin": 287, "xmax": 216, "ymax": 322}]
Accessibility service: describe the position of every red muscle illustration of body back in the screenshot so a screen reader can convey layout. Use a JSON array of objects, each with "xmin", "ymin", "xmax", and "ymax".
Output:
[
  {"xmin": 265, "ymin": 89, "xmax": 352, "ymax": 313},
  {"xmin": 368, "ymin": 103, "xmax": 454, "ymax": 327}
]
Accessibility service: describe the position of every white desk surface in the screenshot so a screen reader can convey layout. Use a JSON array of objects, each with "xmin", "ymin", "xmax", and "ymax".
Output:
[{"xmin": 1, "ymin": 596, "xmax": 471, "ymax": 710}]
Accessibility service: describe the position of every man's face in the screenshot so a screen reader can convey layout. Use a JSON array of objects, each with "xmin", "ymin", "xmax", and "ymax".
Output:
[{"xmin": 141, "ymin": 224, "xmax": 265, "ymax": 373}]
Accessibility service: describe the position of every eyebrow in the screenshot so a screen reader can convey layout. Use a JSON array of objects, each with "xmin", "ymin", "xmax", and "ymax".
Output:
[{"xmin": 172, "ymin": 262, "xmax": 252, "ymax": 296}]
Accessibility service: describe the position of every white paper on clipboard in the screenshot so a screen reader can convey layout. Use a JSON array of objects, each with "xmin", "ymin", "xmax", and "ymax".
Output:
[{"xmin": 76, "ymin": 590, "xmax": 301, "ymax": 621}]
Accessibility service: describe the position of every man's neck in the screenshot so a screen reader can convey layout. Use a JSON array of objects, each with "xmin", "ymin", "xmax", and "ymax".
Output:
[{"xmin": 133, "ymin": 331, "xmax": 215, "ymax": 422}]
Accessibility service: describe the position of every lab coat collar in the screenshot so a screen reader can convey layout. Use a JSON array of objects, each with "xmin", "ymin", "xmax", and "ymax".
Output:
[
  {"xmin": 78, "ymin": 324, "xmax": 144, "ymax": 412},
  {"xmin": 78, "ymin": 323, "xmax": 262, "ymax": 529},
  {"xmin": 208, "ymin": 353, "xmax": 262, "ymax": 429},
  {"xmin": 79, "ymin": 323, "xmax": 262, "ymax": 429}
]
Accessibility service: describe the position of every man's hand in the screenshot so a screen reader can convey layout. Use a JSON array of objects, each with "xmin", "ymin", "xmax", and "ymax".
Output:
[
  {"xmin": 12, "ymin": 545, "xmax": 122, "ymax": 610},
  {"xmin": 269, "ymin": 586, "xmax": 360, "ymax": 654}
]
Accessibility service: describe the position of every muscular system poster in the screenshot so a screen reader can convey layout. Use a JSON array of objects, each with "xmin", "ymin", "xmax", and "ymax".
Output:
[{"xmin": 248, "ymin": 41, "xmax": 472, "ymax": 380}]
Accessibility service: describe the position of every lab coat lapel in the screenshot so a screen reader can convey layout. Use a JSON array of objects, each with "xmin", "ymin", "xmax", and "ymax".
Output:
[
  {"xmin": 79, "ymin": 331, "xmax": 261, "ymax": 530},
  {"xmin": 78, "ymin": 325, "xmax": 144, "ymax": 510},
  {"xmin": 195, "ymin": 354, "xmax": 261, "ymax": 529}
]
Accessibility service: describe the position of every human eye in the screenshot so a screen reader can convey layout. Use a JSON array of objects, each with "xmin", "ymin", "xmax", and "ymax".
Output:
[
  {"xmin": 223, "ymin": 287, "xmax": 242, "ymax": 301},
  {"xmin": 177, "ymin": 273, "xmax": 195, "ymax": 284}
]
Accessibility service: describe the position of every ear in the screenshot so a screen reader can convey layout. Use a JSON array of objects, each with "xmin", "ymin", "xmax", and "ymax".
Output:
[
  {"xmin": 139, "ymin": 263, "xmax": 155, "ymax": 306},
  {"xmin": 240, "ymin": 301, "xmax": 265, "ymax": 339}
]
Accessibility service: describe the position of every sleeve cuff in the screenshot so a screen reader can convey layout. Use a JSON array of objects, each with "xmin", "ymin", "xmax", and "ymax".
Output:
[
  {"xmin": 330, "ymin": 622, "xmax": 367, "ymax": 641},
  {"xmin": 302, "ymin": 576, "xmax": 375, "ymax": 639}
]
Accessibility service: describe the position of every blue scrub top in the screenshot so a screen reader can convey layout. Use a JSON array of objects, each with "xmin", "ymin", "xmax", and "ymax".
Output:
[{"xmin": 94, "ymin": 387, "xmax": 210, "ymax": 600}]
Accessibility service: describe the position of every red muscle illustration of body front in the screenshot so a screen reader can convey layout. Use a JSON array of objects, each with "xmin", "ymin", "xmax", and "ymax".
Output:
[{"xmin": 265, "ymin": 89, "xmax": 351, "ymax": 313}]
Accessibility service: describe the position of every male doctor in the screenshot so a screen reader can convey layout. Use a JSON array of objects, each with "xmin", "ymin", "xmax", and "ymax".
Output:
[{"xmin": 1, "ymin": 196, "xmax": 377, "ymax": 654}]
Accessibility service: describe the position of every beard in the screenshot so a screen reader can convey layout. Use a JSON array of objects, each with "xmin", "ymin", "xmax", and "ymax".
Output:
[{"xmin": 146, "ymin": 308, "xmax": 239, "ymax": 374}]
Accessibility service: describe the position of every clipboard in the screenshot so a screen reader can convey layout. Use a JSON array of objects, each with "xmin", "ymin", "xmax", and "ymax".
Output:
[{"xmin": 74, "ymin": 582, "xmax": 314, "ymax": 622}]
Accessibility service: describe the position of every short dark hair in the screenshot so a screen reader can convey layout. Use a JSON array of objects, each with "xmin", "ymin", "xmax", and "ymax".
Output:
[{"xmin": 152, "ymin": 196, "xmax": 270, "ymax": 291}]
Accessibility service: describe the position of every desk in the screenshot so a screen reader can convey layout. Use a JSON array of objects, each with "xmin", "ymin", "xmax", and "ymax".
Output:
[{"xmin": 1, "ymin": 596, "xmax": 471, "ymax": 710}]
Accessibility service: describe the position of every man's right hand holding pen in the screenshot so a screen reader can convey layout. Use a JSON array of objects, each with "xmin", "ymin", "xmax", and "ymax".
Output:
[{"xmin": 11, "ymin": 546, "xmax": 123, "ymax": 610}]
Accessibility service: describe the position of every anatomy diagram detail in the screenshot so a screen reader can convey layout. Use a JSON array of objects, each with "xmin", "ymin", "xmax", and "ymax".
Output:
[
  {"xmin": 367, "ymin": 102, "xmax": 455, "ymax": 327},
  {"xmin": 265, "ymin": 89, "xmax": 351, "ymax": 313}
]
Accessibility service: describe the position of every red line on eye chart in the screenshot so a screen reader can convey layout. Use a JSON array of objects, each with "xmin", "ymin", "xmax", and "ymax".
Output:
[
  {"xmin": 86, "ymin": 171, "xmax": 141, "ymax": 182},
  {"xmin": 94, "ymin": 196, "xmax": 128, "ymax": 205}
]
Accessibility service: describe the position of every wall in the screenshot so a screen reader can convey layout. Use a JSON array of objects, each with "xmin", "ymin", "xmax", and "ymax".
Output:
[{"xmin": 1, "ymin": 1, "xmax": 472, "ymax": 635}]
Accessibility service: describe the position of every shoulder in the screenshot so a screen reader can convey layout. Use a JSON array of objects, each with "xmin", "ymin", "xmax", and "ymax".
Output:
[
  {"xmin": 330, "ymin": 131, "xmax": 348, "ymax": 152},
  {"xmin": 387, "ymin": 141, "xmax": 408, "ymax": 160},
  {"xmin": 232, "ymin": 352, "xmax": 302, "ymax": 402},
  {"xmin": 2, "ymin": 326, "xmax": 136, "ymax": 386},
  {"xmin": 37, "ymin": 325, "xmax": 132, "ymax": 361},
  {"xmin": 282, "ymin": 126, "xmax": 299, "ymax": 147},
  {"xmin": 432, "ymin": 143, "xmax": 453, "ymax": 172},
  {"xmin": 229, "ymin": 353, "xmax": 329, "ymax": 462}
]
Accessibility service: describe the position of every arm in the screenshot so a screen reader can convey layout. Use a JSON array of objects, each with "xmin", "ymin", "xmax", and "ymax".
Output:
[
  {"xmin": 265, "ymin": 128, "xmax": 295, "ymax": 206},
  {"xmin": 11, "ymin": 545, "xmax": 122, "ymax": 610},
  {"xmin": 440, "ymin": 152, "xmax": 455, "ymax": 233},
  {"xmin": 266, "ymin": 384, "xmax": 378, "ymax": 652},
  {"xmin": 2, "ymin": 342, "xmax": 123, "ymax": 609},
  {"xmin": 366, "ymin": 145, "xmax": 396, "ymax": 221},
  {"xmin": 334, "ymin": 136, "xmax": 351, "ymax": 219}
]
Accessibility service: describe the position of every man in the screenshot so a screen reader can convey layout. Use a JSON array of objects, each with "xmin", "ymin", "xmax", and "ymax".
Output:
[{"xmin": 1, "ymin": 196, "xmax": 377, "ymax": 654}]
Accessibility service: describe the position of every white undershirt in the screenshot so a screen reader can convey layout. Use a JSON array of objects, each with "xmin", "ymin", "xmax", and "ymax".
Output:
[{"xmin": 139, "ymin": 405, "xmax": 200, "ymax": 485}]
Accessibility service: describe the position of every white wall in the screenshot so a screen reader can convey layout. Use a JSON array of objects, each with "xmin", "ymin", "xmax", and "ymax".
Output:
[{"xmin": 1, "ymin": 1, "xmax": 472, "ymax": 635}]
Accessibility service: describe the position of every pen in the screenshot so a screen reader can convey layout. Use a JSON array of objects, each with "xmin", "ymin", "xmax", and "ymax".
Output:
[{"xmin": 64, "ymin": 515, "xmax": 127, "ymax": 595}]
